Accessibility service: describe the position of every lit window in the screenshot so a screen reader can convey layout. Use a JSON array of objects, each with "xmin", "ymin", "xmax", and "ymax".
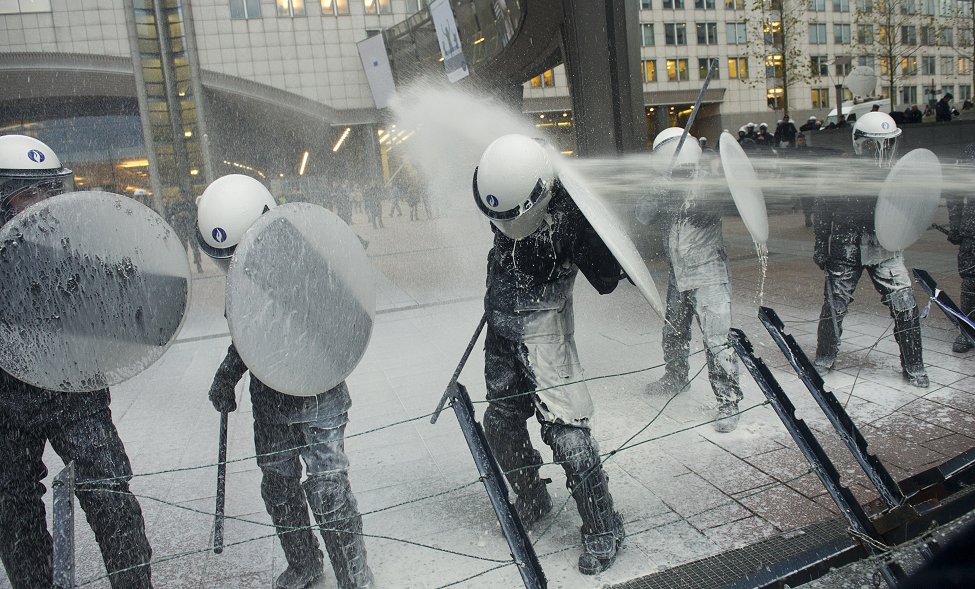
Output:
[
  {"xmin": 728, "ymin": 57, "xmax": 748, "ymax": 79},
  {"xmin": 229, "ymin": 0, "xmax": 262, "ymax": 18},
  {"xmin": 811, "ymin": 87, "xmax": 830, "ymax": 108},
  {"xmin": 643, "ymin": 59, "xmax": 657, "ymax": 82},
  {"xmin": 960, "ymin": 58, "xmax": 973, "ymax": 75},
  {"xmin": 766, "ymin": 54, "xmax": 784, "ymax": 78},
  {"xmin": 277, "ymin": 0, "xmax": 306, "ymax": 16},
  {"xmin": 321, "ymin": 0, "xmax": 350, "ymax": 15},
  {"xmin": 725, "ymin": 0, "xmax": 745, "ymax": 8},
  {"xmin": 900, "ymin": 56, "xmax": 917, "ymax": 75},
  {"xmin": 364, "ymin": 0, "xmax": 391, "ymax": 14},
  {"xmin": 767, "ymin": 87, "xmax": 783, "ymax": 109},
  {"xmin": 666, "ymin": 58, "xmax": 690, "ymax": 81},
  {"xmin": 530, "ymin": 69, "xmax": 556, "ymax": 88},
  {"xmin": 696, "ymin": 22, "xmax": 718, "ymax": 44},
  {"xmin": 0, "ymin": 0, "xmax": 51, "ymax": 13},
  {"xmin": 726, "ymin": 22, "xmax": 746, "ymax": 44},
  {"xmin": 642, "ymin": 23, "xmax": 655, "ymax": 45}
]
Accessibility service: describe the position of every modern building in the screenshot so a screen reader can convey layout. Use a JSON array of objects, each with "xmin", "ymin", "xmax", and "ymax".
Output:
[{"xmin": 1, "ymin": 0, "xmax": 970, "ymax": 200}]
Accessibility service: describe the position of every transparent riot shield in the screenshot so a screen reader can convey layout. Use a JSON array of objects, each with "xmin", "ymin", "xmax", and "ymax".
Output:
[
  {"xmin": 225, "ymin": 203, "xmax": 374, "ymax": 396},
  {"xmin": 875, "ymin": 148, "xmax": 942, "ymax": 252},
  {"xmin": 0, "ymin": 191, "xmax": 191, "ymax": 391}
]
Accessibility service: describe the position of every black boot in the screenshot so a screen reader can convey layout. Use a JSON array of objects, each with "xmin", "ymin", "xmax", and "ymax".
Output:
[
  {"xmin": 304, "ymin": 474, "xmax": 374, "ymax": 589},
  {"xmin": 815, "ymin": 301, "xmax": 843, "ymax": 373},
  {"xmin": 514, "ymin": 478, "xmax": 552, "ymax": 527},
  {"xmin": 894, "ymin": 306, "xmax": 928, "ymax": 388},
  {"xmin": 263, "ymin": 477, "xmax": 325, "ymax": 589},
  {"xmin": 646, "ymin": 370, "xmax": 689, "ymax": 395}
]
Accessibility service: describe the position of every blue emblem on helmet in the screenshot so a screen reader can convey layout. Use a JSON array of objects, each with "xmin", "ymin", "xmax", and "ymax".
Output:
[
  {"xmin": 486, "ymin": 194, "xmax": 499, "ymax": 208},
  {"xmin": 27, "ymin": 149, "xmax": 45, "ymax": 163},
  {"xmin": 881, "ymin": 122, "xmax": 890, "ymax": 130},
  {"xmin": 212, "ymin": 227, "xmax": 228, "ymax": 243}
]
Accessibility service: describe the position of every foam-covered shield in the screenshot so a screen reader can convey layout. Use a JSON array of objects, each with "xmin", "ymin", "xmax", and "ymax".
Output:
[
  {"xmin": 555, "ymin": 160, "xmax": 665, "ymax": 319},
  {"xmin": 719, "ymin": 132, "xmax": 769, "ymax": 244},
  {"xmin": 0, "ymin": 191, "xmax": 190, "ymax": 392},
  {"xmin": 875, "ymin": 148, "xmax": 942, "ymax": 252},
  {"xmin": 226, "ymin": 203, "xmax": 374, "ymax": 396}
]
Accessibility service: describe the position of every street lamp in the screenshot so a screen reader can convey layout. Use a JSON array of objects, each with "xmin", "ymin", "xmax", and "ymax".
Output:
[{"xmin": 828, "ymin": 56, "xmax": 853, "ymax": 123}]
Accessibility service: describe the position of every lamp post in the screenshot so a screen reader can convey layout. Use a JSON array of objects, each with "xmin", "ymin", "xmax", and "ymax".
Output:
[{"xmin": 829, "ymin": 56, "xmax": 853, "ymax": 123}]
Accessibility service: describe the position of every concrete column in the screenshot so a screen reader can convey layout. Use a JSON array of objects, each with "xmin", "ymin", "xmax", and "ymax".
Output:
[{"xmin": 560, "ymin": 0, "xmax": 647, "ymax": 156}]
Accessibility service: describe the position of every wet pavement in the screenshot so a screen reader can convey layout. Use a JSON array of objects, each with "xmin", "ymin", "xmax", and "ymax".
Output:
[{"xmin": 3, "ymin": 202, "xmax": 972, "ymax": 588}]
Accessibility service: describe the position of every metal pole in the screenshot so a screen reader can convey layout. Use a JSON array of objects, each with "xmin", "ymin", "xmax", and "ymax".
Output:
[
  {"xmin": 213, "ymin": 411, "xmax": 228, "ymax": 554},
  {"xmin": 670, "ymin": 58, "xmax": 716, "ymax": 171},
  {"xmin": 52, "ymin": 462, "xmax": 76, "ymax": 589},
  {"xmin": 836, "ymin": 83, "xmax": 844, "ymax": 124},
  {"xmin": 430, "ymin": 313, "xmax": 487, "ymax": 424}
]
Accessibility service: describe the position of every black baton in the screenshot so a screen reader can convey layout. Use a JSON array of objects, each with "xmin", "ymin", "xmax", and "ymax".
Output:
[{"xmin": 213, "ymin": 411, "xmax": 228, "ymax": 554}]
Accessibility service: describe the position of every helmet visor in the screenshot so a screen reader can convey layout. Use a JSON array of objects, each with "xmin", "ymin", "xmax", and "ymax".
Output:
[
  {"xmin": 472, "ymin": 167, "xmax": 551, "ymax": 221},
  {"xmin": 1, "ymin": 177, "xmax": 71, "ymax": 223}
]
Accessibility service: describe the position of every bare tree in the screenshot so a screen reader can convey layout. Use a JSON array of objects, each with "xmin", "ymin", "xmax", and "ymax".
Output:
[
  {"xmin": 748, "ymin": 0, "xmax": 814, "ymax": 117},
  {"xmin": 853, "ymin": 0, "xmax": 932, "ymax": 105},
  {"xmin": 945, "ymin": 0, "xmax": 975, "ymax": 97}
]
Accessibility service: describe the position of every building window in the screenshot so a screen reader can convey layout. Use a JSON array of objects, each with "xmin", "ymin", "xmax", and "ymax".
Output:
[
  {"xmin": 941, "ymin": 85, "xmax": 955, "ymax": 99},
  {"xmin": 768, "ymin": 87, "xmax": 784, "ymax": 109},
  {"xmin": 665, "ymin": 23, "xmax": 688, "ymax": 45},
  {"xmin": 809, "ymin": 0, "xmax": 826, "ymax": 10},
  {"xmin": 695, "ymin": 0, "xmax": 716, "ymax": 7},
  {"xmin": 858, "ymin": 56, "xmax": 875, "ymax": 69},
  {"xmin": 902, "ymin": 85, "xmax": 917, "ymax": 105},
  {"xmin": 641, "ymin": 0, "xmax": 653, "ymax": 8},
  {"xmin": 363, "ymin": 0, "xmax": 391, "ymax": 14},
  {"xmin": 643, "ymin": 59, "xmax": 657, "ymax": 82},
  {"xmin": 961, "ymin": 58, "xmax": 973, "ymax": 75},
  {"xmin": 836, "ymin": 58, "xmax": 852, "ymax": 76},
  {"xmin": 698, "ymin": 58, "xmax": 719, "ymax": 78},
  {"xmin": 880, "ymin": 56, "xmax": 890, "ymax": 75},
  {"xmin": 530, "ymin": 69, "xmax": 555, "ymax": 88},
  {"xmin": 856, "ymin": 0, "xmax": 872, "ymax": 11},
  {"xmin": 667, "ymin": 58, "xmax": 690, "ymax": 81},
  {"xmin": 809, "ymin": 23, "xmax": 827, "ymax": 44},
  {"xmin": 941, "ymin": 56, "xmax": 954, "ymax": 76},
  {"xmin": 881, "ymin": 86, "xmax": 891, "ymax": 99},
  {"xmin": 725, "ymin": 0, "xmax": 745, "ymax": 7},
  {"xmin": 922, "ymin": 56, "xmax": 936, "ymax": 75},
  {"xmin": 697, "ymin": 22, "xmax": 718, "ymax": 44},
  {"xmin": 726, "ymin": 22, "xmax": 747, "ymax": 44},
  {"xmin": 919, "ymin": 0, "xmax": 936, "ymax": 14},
  {"xmin": 321, "ymin": 0, "xmax": 350, "ymax": 15},
  {"xmin": 834, "ymin": 24, "xmax": 851, "ymax": 44},
  {"xmin": 900, "ymin": 0, "xmax": 916, "ymax": 13},
  {"xmin": 230, "ymin": 0, "xmax": 262, "ymax": 18},
  {"xmin": 857, "ymin": 24, "xmax": 873, "ymax": 44},
  {"xmin": 901, "ymin": 56, "xmax": 917, "ymax": 75},
  {"xmin": 810, "ymin": 55, "xmax": 829, "ymax": 76},
  {"xmin": 919, "ymin": 26, "xmax": 934, "ymax": 45},
  {"xmin": 959, "ymin": 85, "xmax": 972, "ymax": 101},
  {"xmin": 811, "ymin": 87, "xmax": 830, "ymax": 108},
  {"xmin": 879, "ymin": 25, "xmax": 891, "ymax": 43},
  {"xmin": 0, "ymin": 0, "xmax": 51, "ymax": 13},
  {"xmin": 832, "ymin": 0, "xmax": 849, "ymax": 10},
  {"xmin": 960, "ymin": 28, "xmax": 973, "ymax": 47},
  {"xmin": 642, "ymin": 23, "xmax": 655, "ymax": 45},
  {"xmin": 663, "ymin": 0, "xmax": 685, "ymax": 8},
  {"xmin": 766, "ymin": 54, "xmax": 784, "ymax": 78},
  {"xmin": 901, "ymin": 25, "xmax": 916, "ymax": 45},
  {"xmin": 728, "ymin": 56, "xmax": 748, "ymax": 78},
  {"xmin": 277, "ymin": 0, "xmax": 306, "ymax": 16},
  {"xmin": 940, "ymin": 27, "xmax": 953, "ymax": 46}
]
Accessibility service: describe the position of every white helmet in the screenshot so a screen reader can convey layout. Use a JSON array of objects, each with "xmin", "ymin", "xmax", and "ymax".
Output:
[
  {"xmin": 196, "ymin": 174, "xmax": 277, "ymax": 259},
  {"xmin": 0, "ymin": 134, "xmax": 72, "ymax": 221},
  {"xmin": 653, "ymin": 127, "xmax": 703, "ymax": 171},
  {"xmin": 652, "ymin": 127, "xmax": 687, "ymax": 150},
  {"xmin": 133, "ymin": 188, "xmax": 148, "ymax": 197},
  {"xmin": 747, "ymin": 122, "xmax": 756, "ymax": 129},
  {"xmin": 473, "ymin": 134, "xmax": 556, "ymax": 240},
  {"xmin": 759, "ymin": 122, "xmax": 769, "ymax": 129},
  {"xmin": 852, "ymin": 111, "xmax": 902, "ymax": 167}
]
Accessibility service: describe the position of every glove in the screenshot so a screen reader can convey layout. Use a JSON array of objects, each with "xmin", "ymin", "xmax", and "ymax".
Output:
[
  {"xmin": 209, "ymin": 379, "xmax": 238, "ymax": 413},
  {"xmin": 813, "ymin": 240, "xmax": 828, "ymax": 270},
  {"xmin": 948, "ymin": 230, "xmax": 963, "ymax": 246}
]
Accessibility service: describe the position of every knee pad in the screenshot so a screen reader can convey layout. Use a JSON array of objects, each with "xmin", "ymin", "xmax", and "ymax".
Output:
[
  {"xmin": 889, "ymin": 287, "xmax": 917, "ymax": 313},
  {"xmin": 545, "ymin": 425, "xmax": 599, "ymax": 477},
  {"xmin": 303, "ymin": 472, "xmax": 352, "ymax": 517}
]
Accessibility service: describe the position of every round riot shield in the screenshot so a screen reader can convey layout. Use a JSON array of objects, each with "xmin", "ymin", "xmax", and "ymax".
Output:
[
  {"xmin": 719, "ymin": 132, "xmax": 769, "ymax": 245},
  {"xmin": 875, "ymin": 148, "xmax": 942, "ymax": 252},
  {"xmin": 0, "ymin": 191, "xmax": 191, "ymax": 392},
  {"xmin": 226, "ymin": 203, "xmax": 374, "ymax": 396}
]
